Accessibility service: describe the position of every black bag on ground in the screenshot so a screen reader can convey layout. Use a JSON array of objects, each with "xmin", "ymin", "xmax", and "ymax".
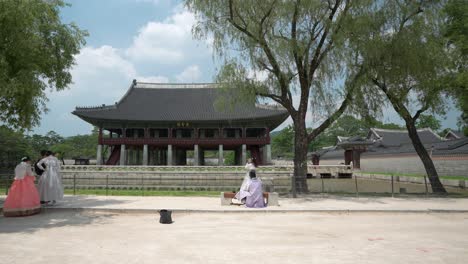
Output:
[{"xmin": 159, "ymin": 210, "xmax": 173, "ymax": 224}]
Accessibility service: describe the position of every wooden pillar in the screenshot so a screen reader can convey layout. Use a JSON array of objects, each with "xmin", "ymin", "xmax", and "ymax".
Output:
[{"xmin": 344, "ymin": 149, "xmax": 353, "ymax": 165}]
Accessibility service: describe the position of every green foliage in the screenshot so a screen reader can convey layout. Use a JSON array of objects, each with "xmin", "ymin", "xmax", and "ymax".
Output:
[
  {"xmin": 444, "ymin": 0, "xmax": 468, "ymax": 135},
  {"xmin": 223, "ymin": 151, "xmax": 236, "ymax": 165},
  {"xmin": 271, "ymin": 125, "xmax": 294, "ymax": 158},
  {"xmin": 51, "ymin": 131, "xmax": 98, "ymax": 159},
  {"xmin": 0, "ymin": 126, "xmax": 32, "ymax": 168},
  {"xmin": 416, "ymin": 115, "xmax": 442, "ymax": 131},
  {"xmin": 0, "ymin": 0, "xmax": 87, "ymax": 129},
  {"xmin": 25, "ymin": 130, "xmax": 65, "ymax": 157}
]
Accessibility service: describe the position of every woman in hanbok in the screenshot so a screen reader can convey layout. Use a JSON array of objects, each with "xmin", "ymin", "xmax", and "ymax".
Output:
[
  {"xmin": 37, "ymin": 151, "xmax": 64, "ymax": 205},
  {"xmin": 3, "ymin": 157, "xmax": 41, "ymax": 217},
  {"xmin": 245, "ymin": 173, "xmax": 266, "ymax": 208},
  {"xmin": 234, "ymin": 158, "xmax": 257, "ymax": 203}
]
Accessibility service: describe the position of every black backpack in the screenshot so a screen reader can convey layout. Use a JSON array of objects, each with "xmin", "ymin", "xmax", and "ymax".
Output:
[{"xmin": 34, "ymin": 161, "xmax": 45, "ymax": 176}]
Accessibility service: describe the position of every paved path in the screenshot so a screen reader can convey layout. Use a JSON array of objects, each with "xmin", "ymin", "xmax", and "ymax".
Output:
[{"xmin": 2, "ymin": 194, "xmax": 468, "ymax": 213}]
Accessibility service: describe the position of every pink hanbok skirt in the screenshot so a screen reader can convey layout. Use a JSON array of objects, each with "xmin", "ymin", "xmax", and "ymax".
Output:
[{"xmin": 3, "ymin": 176, "xmax": 41, "ymax": 217}]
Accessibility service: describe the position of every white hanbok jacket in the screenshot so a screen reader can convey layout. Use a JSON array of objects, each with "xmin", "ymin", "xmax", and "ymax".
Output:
[{"xmin": 37, "ymin": 156, "xmax": 64, "ymax": 201}]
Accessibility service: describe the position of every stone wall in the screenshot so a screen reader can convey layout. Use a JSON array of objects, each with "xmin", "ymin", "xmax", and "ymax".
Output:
[{"xmin": 319, "ymin": 155, "xmax": 468, "ymax": 177}]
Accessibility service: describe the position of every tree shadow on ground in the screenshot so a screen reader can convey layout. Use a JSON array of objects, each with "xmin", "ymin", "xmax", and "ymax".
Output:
[{"xmin": 0, "ymin": 210, "xmax": 117, "ymax": 234}]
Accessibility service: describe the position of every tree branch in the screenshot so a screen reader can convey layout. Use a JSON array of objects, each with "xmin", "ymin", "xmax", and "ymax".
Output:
[
  {"xmin": 307, "ymin": 66, "xmax": 363, "ymax": 142},
  {"xmin": 307, "ymin": 0, "xmax": 341, "ymax": 85},
  {"xmin": 413, "ymin": 103, "xmax": 430, "ymax": 121}
]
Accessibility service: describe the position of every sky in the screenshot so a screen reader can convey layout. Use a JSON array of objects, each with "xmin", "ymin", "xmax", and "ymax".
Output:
[{"xmin": 32, "ymin": 0, "xmax": 462, "ymax": 137}]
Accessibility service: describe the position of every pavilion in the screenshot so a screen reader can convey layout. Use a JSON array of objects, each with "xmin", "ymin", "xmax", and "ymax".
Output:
[{"xmin": 72, "ymin": 80, "xmax": 289, "ymax": 166}]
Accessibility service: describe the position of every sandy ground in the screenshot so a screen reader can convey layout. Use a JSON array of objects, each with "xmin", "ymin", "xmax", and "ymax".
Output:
[{"xmin": 1, "ymin": 211, "xmax": 467, "ymax": 264}]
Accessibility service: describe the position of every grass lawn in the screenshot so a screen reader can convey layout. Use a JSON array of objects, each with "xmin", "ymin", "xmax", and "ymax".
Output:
[
  {"xmin": 63, "ymin": 189, "xmax": 220, "ymax": 197},
  {"xmin": 360, "ymin": 172, "xmax": 467, "ymax": 180}
]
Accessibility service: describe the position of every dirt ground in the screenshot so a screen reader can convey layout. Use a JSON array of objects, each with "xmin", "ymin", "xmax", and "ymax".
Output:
[{"xmin": 1, "ymin": 211, "xmax": 467, "ymax": 264}]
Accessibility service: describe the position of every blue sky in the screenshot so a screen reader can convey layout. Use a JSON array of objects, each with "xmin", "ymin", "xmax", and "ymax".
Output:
[{"xmin": 32, "ymin": 0, "xmax": 461, "ymax": 137}]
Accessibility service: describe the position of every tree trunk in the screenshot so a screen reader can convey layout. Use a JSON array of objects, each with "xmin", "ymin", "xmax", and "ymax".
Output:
[
  {"xmin": 405, "ymin": 121, "xmax": 447, "ymax": 193},
  {"xmin": 293, "ymin": 119, "xmax": 309, "ymax": 193}
]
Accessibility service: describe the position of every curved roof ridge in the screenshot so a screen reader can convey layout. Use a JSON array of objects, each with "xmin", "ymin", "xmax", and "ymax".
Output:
[{"xmin": 134, "ymin": 82, "xmax": 218, "ymax": 89}]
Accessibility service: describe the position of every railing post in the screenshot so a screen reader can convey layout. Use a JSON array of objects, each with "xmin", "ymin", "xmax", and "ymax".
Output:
[
  {"xmin": 141, "ymin": 175, "xmax": 144, "ymax": 196},
  {"xmin": 73, "ymin": 173, "xmax": 76, "ymax": 196},
  {"xmin": 5, "ymin": 175, "xmax": 11, "ymax": 195},
  {"xmin": 291, "ymin": 173, "xmax": 297, "ymax": 198},
  {"xmin": 354, "ymin": 174, "xmax": 359, "ymax": 197},
  {"xmin": 321, "ymin": 175, "xmax": 325, "ymax": 195},
  {"xmin": 106, "ymin": 174, "xmax": 109, "ymax": 196},
  {"xmin": 391, "ymin": 174, "xmax": 394, "ymax": 198},
  {"xmin": 424, "ymin": 176, "xmax": 429, "ymax": 196}
]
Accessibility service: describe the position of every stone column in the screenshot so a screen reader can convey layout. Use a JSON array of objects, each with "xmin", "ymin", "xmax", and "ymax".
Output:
[
  {"xmin": 241, "ymin": 144, "xmax": 247, "ymax": 165},
  {"xmin": 167, "ymin": 145, "xmax": 173, "ymax": 165},
  {"xmin": 218, "ymin": 144, "xmax": 224, "ymax": 166},
  {"xmin": 194, "ymin": 144, "xmax": 200, "ymax": 166},
  {"xmin": 143, "ymin": 144, "xmax": 148, "ymax": 165},
  {"xmin": 96, "ymin": 145, "xmax": 103, "ymax": 165},
  {"xmin": 120, "ymin": 144, "xmax": 126, "ymax": 166},
  {"xmin": 265, "ymin": 144, "xmax": 271, "ymax": 165}
]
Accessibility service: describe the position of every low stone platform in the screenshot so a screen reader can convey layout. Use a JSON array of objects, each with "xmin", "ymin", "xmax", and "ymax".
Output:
[{"xmin": 220, "ymin": 192, "xmax": 279, "ymax": 206}]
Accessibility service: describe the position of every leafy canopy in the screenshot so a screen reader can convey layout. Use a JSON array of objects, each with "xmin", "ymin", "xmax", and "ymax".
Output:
[{"xmin": 0, "ymin": 0, "xmax": 87, "ymax": 130}]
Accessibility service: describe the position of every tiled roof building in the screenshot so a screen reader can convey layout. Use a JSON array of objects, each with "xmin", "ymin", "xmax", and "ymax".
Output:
[{"xmin": 73, "ymin": 80, "xmax": 289, "ymax": 166}]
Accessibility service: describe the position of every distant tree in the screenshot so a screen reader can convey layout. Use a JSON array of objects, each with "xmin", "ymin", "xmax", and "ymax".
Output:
[
  {"xmin": 416, "ymin": 115, "xmax": 442, "ymax": 132},
  {"xmin": 25, "ymin": 130, "xmax": 64, "ymax": 157},
  {"xmin": 51, "ymin": 129, "xmax": 98, "ymax": 159},
  {"xmin": 0, "ymin": 0, "xmax": 87, "ymax": 129},
  {"xmin": 0, "ymin": 126, "xmax": 31, "ymax": 168},
  {"xmin": 271, "ymin": 125, "xmax": 294, "ymax": 158}
]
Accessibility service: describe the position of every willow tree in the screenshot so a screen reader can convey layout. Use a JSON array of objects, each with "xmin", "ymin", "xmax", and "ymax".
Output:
[
  {"xmin": 353, "ymin": 1, "xmax": 451, "ymax": 193},
  {"xmin": 185, "ymin": 0, "xmax": 369, "ymax": 193},
  {"xmin": 0, "ymin": 0, "xmax": 87, "ymax": 130}
]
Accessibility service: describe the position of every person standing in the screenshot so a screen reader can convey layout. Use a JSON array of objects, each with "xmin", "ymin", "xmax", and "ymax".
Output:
[
  {"xmin": 3, "ymin": 157, "xmax": 41, "ymax": 217},
  {"xmin": 37, "ymin": 151, "xmax": 64, "ymax": 205}
]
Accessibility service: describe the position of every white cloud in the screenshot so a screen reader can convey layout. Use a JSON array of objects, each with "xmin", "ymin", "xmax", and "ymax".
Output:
[
  {"xmin": 175, "ymin": 65, "xmax": 201, "ymax": 82},
  {"xmin": 125, "ymin": 9, "xmax": 206, "ymax": 64},
  {"xmin": 136, "ymin": 75, "xmax": 169, "ymax": 83}
]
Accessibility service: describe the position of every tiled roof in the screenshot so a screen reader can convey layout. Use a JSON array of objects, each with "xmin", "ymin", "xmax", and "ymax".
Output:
[
  {"xmin": 444, "ymin": 130, "xmax": 465, "ymax": 140},
  {"xmin": 73, "ymin": 82, "xmax": 289, "ymax": 127},
  {"xmin": 319, "ymin": 128, "xmax": 468, "ymax": 159},
  {"xmin": 368, "ymin": 128, "xmax": 442, "ymax": 147}
]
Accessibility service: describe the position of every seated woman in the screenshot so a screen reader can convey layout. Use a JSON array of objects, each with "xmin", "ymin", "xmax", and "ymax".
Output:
[
  {"xmin": 3, "ymin": 157, "xmax": 41, "ymax": 217},
  {"xmin": 245, "ymin": 172, "xmax": 266, "ymax": 208},
  {"xmin": 234, "ymin": 158, "xmax": 257, "ymax": 204}
]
